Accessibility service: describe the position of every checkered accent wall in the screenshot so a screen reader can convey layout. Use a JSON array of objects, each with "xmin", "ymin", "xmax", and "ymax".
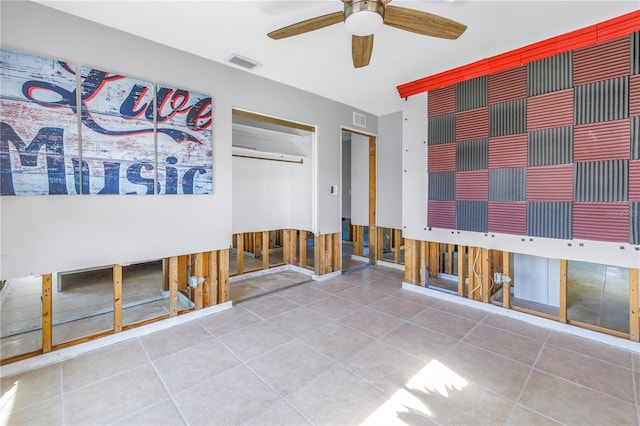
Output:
[{"xmin": 427, "ymin": 32, "xmax": 640, "ymax": 245}]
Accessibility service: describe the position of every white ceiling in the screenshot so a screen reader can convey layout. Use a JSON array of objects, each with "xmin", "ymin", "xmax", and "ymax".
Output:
[{"xmin": 34, "ymin": 0, "xmax": 639, "ymax": 116}]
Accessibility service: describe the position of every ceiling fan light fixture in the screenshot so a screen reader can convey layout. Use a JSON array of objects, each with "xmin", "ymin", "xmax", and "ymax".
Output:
[{"xmin": 344, "ymin": 0, "xmax": 384, "ymax": 36}]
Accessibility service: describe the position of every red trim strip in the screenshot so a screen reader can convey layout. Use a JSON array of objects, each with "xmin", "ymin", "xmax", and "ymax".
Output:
[{"xmin": 397, "ymin": 9, "xmax": 640, "ymax": 98}]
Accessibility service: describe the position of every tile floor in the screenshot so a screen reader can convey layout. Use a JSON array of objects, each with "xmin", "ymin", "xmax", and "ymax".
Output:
[{"xmin": 2, "ymin": 265, "xmax": 640, "ymax": 425}]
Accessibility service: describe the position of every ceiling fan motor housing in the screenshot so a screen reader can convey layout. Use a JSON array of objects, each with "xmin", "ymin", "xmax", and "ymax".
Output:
[{"xmin": 344, "ymin": 0, "xmax": 385, "ymax": 36}]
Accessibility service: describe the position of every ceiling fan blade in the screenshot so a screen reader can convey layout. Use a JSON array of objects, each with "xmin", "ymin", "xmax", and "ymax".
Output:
[
  {"xmin": 268, "ymin": 11, "xmax": 344, "ymax": 40},
  {"xmin": 383, "ymin": 5, "xmax": 467, "ymax": 40},
  {"xmin": 352, "ymin": 34, "xmax": 374, "ymax": 68}
]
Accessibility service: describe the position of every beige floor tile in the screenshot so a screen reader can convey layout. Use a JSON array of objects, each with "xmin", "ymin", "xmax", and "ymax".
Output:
[
  {"xmin": 636, "ymin": 371, "xmax": 640, "ymax": 406},
  {"xmin": 299, "ymin": 320, "xmax": 374, "ymax": 363},
  {"xmin": 153, "ymin": 338, "xmax": 240, "ymax": 394},
  {"xmin": 535, "ymin": 344, "xmax": 635, "ymax": 403},
  {"xmin": 240, "ymin": 294, "xmax": 300, "ymax": 320},
  {"xmin": 278, "ymin": 284, "xmax": 330, "ymax": 305},
  {"xmin": 64, "ymin": 364, "xmax": 168, "ymax": 425},
  {"xmin": 482, "ymin": 313, "xmax": 550, "ymax": 341},
  {"xmin": 380, "ymin": 323, "xmax": 458, "ymax": 361},
  {"xmin": 174, "ymin": 364, "xmax": 279, "ymax": 425},
  {"xmin": 463, "ymin": 324, "xmax": 543, "ymax": 365},
  {"xmin": 309, "ymin": 278, "xmax": 358, "ymax": 294},
  {"xmin": 341, "ymin": 340, "xmax": 427, "ymax": 395},
  {"xmin": 504, "ymin": 404, "xmax": 562, "ymax": 425},
  {"xmin": 62, "ymin": 339, "xmax": 148, "ymax": 392},
  {"xmin": 230, "ymin": 281, "xmax": 264, "ymax": 301},
  {"xmin": 0, "ymin": 395, "xmax": 62, "ymax": 426},
  {"xmin": 286, "ymin": 365, "xmax": 389, "ymax": 425},
  {"xmin": 139, "ymin": 321, "xmax": 212, "ymax": 360},
  {"xmin": 306, "ymin": 294, "xmax": 362, "ymax": 319},
  {"xmin": 337, "ymin": 285, "xmax": 388, "ymax": 305},
  {"xmin": 359, "ymin": 389, "xmax": 438, "ymax": 426},
  {"xmin": 219, "ymin": 321, "xmax": 293, "ymax": 361},
  {"xmin": 370, "ymin": 294, "xmax": 428, "ymax": 320},
  {"xmin": 338, "ymin": 306, "xmax": 405, "ymax": 338},
  {"xmin": 546, "ymin": 331, "xmax": 633, "ymax": 368},
  {"xmin": 115, "ymin": 399, "xmax": 185, "ymax": 426},
  {"xmin": 0, "ymin": 364, "xmax": 60, "ymax": 413},
  {"xmin": 446, "ymin": 342, "xmax": 532, "ymax": 400},
  {"xmin": 266, "ymin": 306, "xmax": 332, "ymax": 337},
  {"xmin": 519, "ymin": 370, "xmax": 637, "ymax": 425},
  {"xmin": 247, "ymin": 339, "xmax": 334, "ymax": 396},
  {"xmin": 432, "ymin": 300, "xmax": 488, "ymax": 322},
  {"xmin": 197, "ymin": 306, "xmax": 261, "ymax": 337},
  {"xmin": 244, "ymin": 400, "xmax": 311, "ymax": 425},
  {"xmin": 410, "ymin": 308, "xmax": 478, "ymax": 339},
  {"xmin": 391, "ymin": 289, "xmax": 439, "ymax": 307}
]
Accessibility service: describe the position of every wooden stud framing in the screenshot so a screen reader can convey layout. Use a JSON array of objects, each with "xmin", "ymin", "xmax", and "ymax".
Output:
[
  {"xmin": 404, "ymin": 239, "xmax": 420, "ymax": 285},
  {"xmin": 324, "ymin": 234, "xmax": 333, "ymax": 273},
  {"xmin": 353, "ymin": 225, "xmax": 363, "ymax": 257},
  {"xmin": 177, "ymin": 255, "xmax": 188, "ymax": 292},
  {"xmin": 314, "ymin": 234, "xmax": 327, "ymax": 275},
  {"xmin": 377, "ymin": 228, "xmax": 384, "ymax": 260},
  {"xmin": 194, "ymin": 253, "xmax": 204, "ymax": 309},
  {"xmin": 447, "ymin": 244, "xmax": 454, "ymax": 275},
  {"xmin": 394, "ymin": 229, "xmax": 402, "ymax": 264},
  {"xmin": 458, "ymin": 245, "xmax": 466, "ymax": 297},
  {"xmin": 419, "ymin": 240, "xmax": 428, "ymax": 286},
  {"xmin": 218, "ymin": 249, "xmax": 230, "ymax": 303},
  {"xmin": 299, "ymin": 230, "xmax": 307, "ymax": 268},
  {"xmin": 429, "ymin": 242, "xmax": 438, "ymax": 278},
  {"xmin": 205, "ymin": 251, "xmax": 218, "ymax": 307},
  {"xmin": 236, "ymin": 233, "xmax": 244, "ymax": 275},
  {"xmin": 630, "ymin": 268, "xmax": 639, "ymax": 342},
  {"xmin": 332, "ymin": 232, "xmax": 342, "ymax": 271},
  {"xmin": 467, "ymin": 246, "xmax": 478, "ymax": 300},
  {"xmin": 559, "ymin": 259, "xmax": 568, "ymax": 323},
  {"xmin": 262, "ymin": 231, "xmax": 270, "ymax": 269},
  {"xmin": 113, "ymin": 264, "xmax": 123, "ymax": 332},
  {"xmin": 41, "ymin": 273, "xmax": 52, "ymax": 353},
  {"xmin": 254, "ymin": 232, "xmax": 263, "ymax": 258},
  {"xmin": 502, "ymin": 251, "xmax": 511, "ymax": 309},
  {"xmin": 481, "ymin": 248, "xmax": 490, "ymax": 303},
  {"xmin": 169, "ymin": 256, "xmax": 178, "ymax": 317}
]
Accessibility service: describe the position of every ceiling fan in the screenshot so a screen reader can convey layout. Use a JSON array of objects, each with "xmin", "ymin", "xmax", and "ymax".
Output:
[{"xmin": 267, "ymin": 0, "xmax": 467, "ymax": 68}]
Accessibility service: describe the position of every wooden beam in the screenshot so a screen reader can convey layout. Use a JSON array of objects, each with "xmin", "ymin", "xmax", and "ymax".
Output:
[
  {"xmin": 177, "ymin": 255, "xmax": 188, "ymax": 292},
  {"xmin": 559, "ymin": 259, "xmax": 567, "ymax": 323},
  {"xmin": 630, "ymin": 268, "xmax": 639, "ymax": 342},
  {"xmin": 419, "ymin": 240, "xmax": 428, "ymax": 286},
  {"xmin": 236, "ymin": 233, "xmax": 244, "ymax": 275},
  {"xmin": 292, "ymin": 230, "xmax": 298, "ymax": 265},
  {"xmin": 404, "ymin": 239, "xmax": 420, "ymax": 285},
  {"xmin": 41, "ymin": 273, "xmax": 52, "ymax": 353},
  {"xmin": 481, "ymin": 248, "xmax": 490, "ymax": 303},
  {"xmin": 299, "ymin": 230, "xmax": 307, "ymax": 268},
  {"xmin": 254, "ymin": 232, "xmax": 262, "ymax": 258},
  {"xmin": 429, "ymin": 242, "xmax": 438, "ymax": 278},
  {"xmin": 218, "ymin": 249, "xmax": 230, "ymax": 303},
  {"xmin": 368, "ymin": 135, "xmax": 377, "ymax": 265},
  {"xmin": 169, "ymin": 256, "xmax": 178, "ymax": 317},
  {"xmin": 458, "ymin": 245, "xmax": 466, "ymax": 297},
  {"xmin": 447, "ymin": 244, "xmax": 454, "ymax": 275},
  {"xmin": 394, "ymin": 229, "xmax": 402, "ymax": 264},
  {"xmin": 206, "ymin": 251, "xmax": 218, "ymax": 306},
  {"xmin": 262, "ymin": 231, "xmax": 270, "ymax": 269},
  {"xmin": 353, "ymin": 225, "xmax": 363, "ymax": 257},
  {"xmin": 325, "ymin": 234, "xmax": 333, "ymax": 273},
  {"xmin": 315, "ymin": 234, "xmax": 327, "ymax": 275},
  {"xmin": 467, "ymin": 246, "xmax": 477, "ymax": 300},
  {"xmin": 113, "ymin": 264, "xmax": 123, "ymax": 332},
  {"xmin": 332, "ymin": 232, "xmax": 342, "ymax": 271},
  {"xmin": 194, "ymin": 253, "xmax": 204, "ymax": 310},
  {"xmin": 376, "ymin": 228, "xmax": 384, "ymax": 260},
  {"xmin": 502, "ymin": 251, "xmax": 511, "ymax": 309}
]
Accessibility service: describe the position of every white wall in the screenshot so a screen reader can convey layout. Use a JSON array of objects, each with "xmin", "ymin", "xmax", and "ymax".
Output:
[
  {"xmin": 0, "ymin": 1, "xmax": 378, "ymax": 279},
  {"xmin": 377, "ymin": 111, "xmax": 403, "ymax": 229},
  {"xmin": 350, "ymin": 133, "xmax": 369, "ymax": 227},
  {"xmin": 402, "ymin": 93, "xmax": 640, "ymax": 269}
]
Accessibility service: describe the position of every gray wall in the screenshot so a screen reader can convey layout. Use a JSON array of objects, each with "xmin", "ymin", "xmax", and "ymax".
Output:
[{"xmin": 0, "ymin": 1, "xmax": 378, "ymax": 278}]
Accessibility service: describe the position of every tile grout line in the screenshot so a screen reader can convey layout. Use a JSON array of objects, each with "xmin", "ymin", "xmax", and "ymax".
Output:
[
  {"xmin": 514, "ymin": 332, "xmax": 549, "ymax": 405},
  {"xmin": 136, "ymin": 336, "xmax": 191, "ymax": 426}
]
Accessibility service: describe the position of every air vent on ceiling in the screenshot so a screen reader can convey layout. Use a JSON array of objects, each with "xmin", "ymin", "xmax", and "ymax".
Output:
[
  {"xmin": 353, "ymin": 111, "xmax": 367, "ymax": 128},
  {"xmin": 226, "ymin": 54, "xmax": 261, "ymax": 70}
]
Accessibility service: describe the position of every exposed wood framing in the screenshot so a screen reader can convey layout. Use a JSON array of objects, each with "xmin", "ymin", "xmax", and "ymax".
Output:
[
  {"xmin": 377, "ymin": 228, "xmax": 384, "ymax": 260},
  {"xmin": 447, "ymin": 244, "xmax": 454, "ymax": 275},
  {"xmin": 236, "ymin": 233, "xmax": 244, "ymax": 275},
  {"xmin": 368, "ymin": 134, "xmax": 377, "ymax": 265},
  {"xmin": 467, "ymin": 246, "xmax": 479, "ymax": 300},
  {"xmin": 559, "ymin": 259, "xmax": 568, "ymax": 323},
  {"xmin": 314, "ymin": 233, "xmax": 327, "ymax": 275},
  {"xmin": 631, "ymin": 268, "xmax": 639, "ymax": 342},
  {"xmin": 419, "ymin": 240, "xmax": 428, "ymax": 286},
  {"xmin": 169, "ymin": 256, "xmax": 178, "ymax": 317},
  {"xmin": 353, "ymin": 225, "xmax": 364, "ymax": 257},
  {"xmin": 41, "ymin": 273, "xmax": 52, "ymax": 353},
  {"xmin": 404, "ymin": 239, "xmax": 420, "ymax": 284},
  {"xmin": 177, "ymin": 255, "xmax": 188, "ymax": 292},
  {"xmin": 113, "ymin": 264, "xmax": 123, "ymax": 332},
  {"xmin": 194, "ymin": 253, "xmax": 204, "ymax": 309},
  {"xmin": 502, "ymin": 251, "xmax": 511, "ymax": 309},
  {"xmin": 206, "ymin": 251, "xmax": 218, "ymax": 307},
  {"xmin": 332, "ymin": 232, "xmax": 342, "ymax": 272},
  {"xmin": 325, "ymin": 234, "xmax": 333, "ymax": 273},
  {"xmin": 218, "ymin": 249, "xmax": 230, "ymax": 303},
  {"xmin": 394, "ymin": 229, "xmax": 402, "ymax": 264},
  {"xmin": 299, "ymin": 230, "xmax": 307, "ymax": 268},
  {"xmin": 429, "ymin": 242, "xmax": 438, "ymax": 278},
  {"xmin": 254, "ymin": 232, "xmax": 262, "ymax": 258},
  {"xmin": 458, "ymin": 245, "xmax": 466, "ymax": 297},
  {"xmin": 262, "ymin": 231, "xmax": 270, "ymax": 269},
  {"xmin": 481, "ymin": 248, "xmax": 490, "ymax": 303}
]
